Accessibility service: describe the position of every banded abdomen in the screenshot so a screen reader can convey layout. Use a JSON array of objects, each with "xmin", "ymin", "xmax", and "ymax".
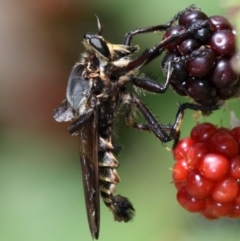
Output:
[{"xmin": 99, "ymin": 136, "xmax": 135, "ymax": 222}]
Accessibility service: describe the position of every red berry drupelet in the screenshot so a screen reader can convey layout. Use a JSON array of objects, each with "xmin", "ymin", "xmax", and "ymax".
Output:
[
  {"xmin": 161, "ymin": 10, "xmax": 240, "ymax": 106},
  {"xmin": 172, "ymin": 123, "xmax": 240, "ymax": 219}
]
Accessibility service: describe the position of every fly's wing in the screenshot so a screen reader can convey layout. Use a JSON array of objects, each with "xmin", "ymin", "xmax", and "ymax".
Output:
[
  {"xmin": 78, "ymin": 107, "xmax": 100, "ymax": 239},
  {"xmin": 53, "ymin": 100, "xmax": 74, "ymax": 122}
]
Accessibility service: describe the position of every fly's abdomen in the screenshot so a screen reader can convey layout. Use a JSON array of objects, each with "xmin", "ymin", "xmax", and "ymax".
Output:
[{"xmin": 99, "ymin": 138, "xmax": 135, "ymax": 222}]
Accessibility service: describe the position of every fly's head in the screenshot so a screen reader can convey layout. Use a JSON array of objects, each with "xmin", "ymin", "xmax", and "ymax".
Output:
[
  {"xmin": 83, "ymin": 17, "xmax": 139, "ymax": 69},
  {"xmin": 83, "ymin": 33, "xmax": 110, "ymax": 66}
]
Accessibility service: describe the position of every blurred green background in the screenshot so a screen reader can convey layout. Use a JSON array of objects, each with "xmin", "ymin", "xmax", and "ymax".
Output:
[{"xmin": 1, "ymin": 0, "xmax": 240, "ymax": 241}]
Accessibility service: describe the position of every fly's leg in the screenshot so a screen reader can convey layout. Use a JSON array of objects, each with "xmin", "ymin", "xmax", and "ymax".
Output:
[
  {"xmin": 123, "ymin": 5, "xmax": 197, "ymax": 45},
  {"xmin": 127, "ymin": 95, "xmax": 222, "ymax": 143}
]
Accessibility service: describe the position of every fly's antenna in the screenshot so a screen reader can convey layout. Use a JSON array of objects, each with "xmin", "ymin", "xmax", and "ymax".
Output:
[{"xmin": 95, "ymin": 15, "xmax": 103, "ymax": 35}]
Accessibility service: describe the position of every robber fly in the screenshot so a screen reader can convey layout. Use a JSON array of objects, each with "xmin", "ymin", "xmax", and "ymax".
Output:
[{"xmin": 53, "ymin": 6, "xmax": 221, "ymax": 239}]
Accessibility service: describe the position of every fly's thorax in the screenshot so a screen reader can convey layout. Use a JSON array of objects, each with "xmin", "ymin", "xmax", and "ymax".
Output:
[{"xmin": 66, "ymin": 33, "xmax": 138, "ymax": 120}]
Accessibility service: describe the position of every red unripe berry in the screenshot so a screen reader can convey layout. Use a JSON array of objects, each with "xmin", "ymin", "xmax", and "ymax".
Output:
[
  {"xmin": 171, "ymin": 121, "xmax": 240, "ymax": 220},
  {"xmin": 212, "ymin": 177, "xmax": 239, "ymax": 203},
  {"xmin": 174, "ymin": 181, "xmax": 186, "ymax": 191},
  {"xmin": 190, "ymin": 123, "xmax": 217, "ymax": 142},
  {"xmin": 177, "ymin": 188, "xmax": 205, "ymax": 212},
  {"xmin": 230, "ymin": 127, "xmax": 240, "ymax": 149},
  {"xmin": 173, "ymin": 137, "xmax": 194, "ymax": 160},
  {"xmin": 201, "ymin": 210, "xmax": 218, "ymax": 220},
  {"xmin": 209, "ymin": 130, "xmax": 238, "ymax": 158},
  {"xmin": 228, "ymin": 205, "xmax": 240, "ymax": 218},
  {"xmin": 172, "ymin": 159, "xmax": 190, "ymax": 181},
  {"xmin": 217, "ymin": 127, "xmax": 231, "ymax": 133},
  {"xmin": 230, "ymin": 155, "xmax": 240, "ymax": 179},
  {"xmin": 203, "ymin": 198, "xmax": 233, "ymax": 218},
  {"xmin": 186, "ymin": 142, "xmax": 209, "ymax": 169},
  {"xmin": 234, "ymin": 190, "xmax": 240, "ymax": 206},
  {"xmin": 198, "ymin": 153, "xmax": 230, "ymax": 181},
  {"xmin": 186, "ymin": 170, "xmax": 214, "ymax": 199}
]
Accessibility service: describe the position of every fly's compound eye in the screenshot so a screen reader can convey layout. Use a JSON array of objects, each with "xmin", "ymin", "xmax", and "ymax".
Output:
[{"xmin": 84, "ymin": 33, "xmax": 110, "ymax": 59}]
